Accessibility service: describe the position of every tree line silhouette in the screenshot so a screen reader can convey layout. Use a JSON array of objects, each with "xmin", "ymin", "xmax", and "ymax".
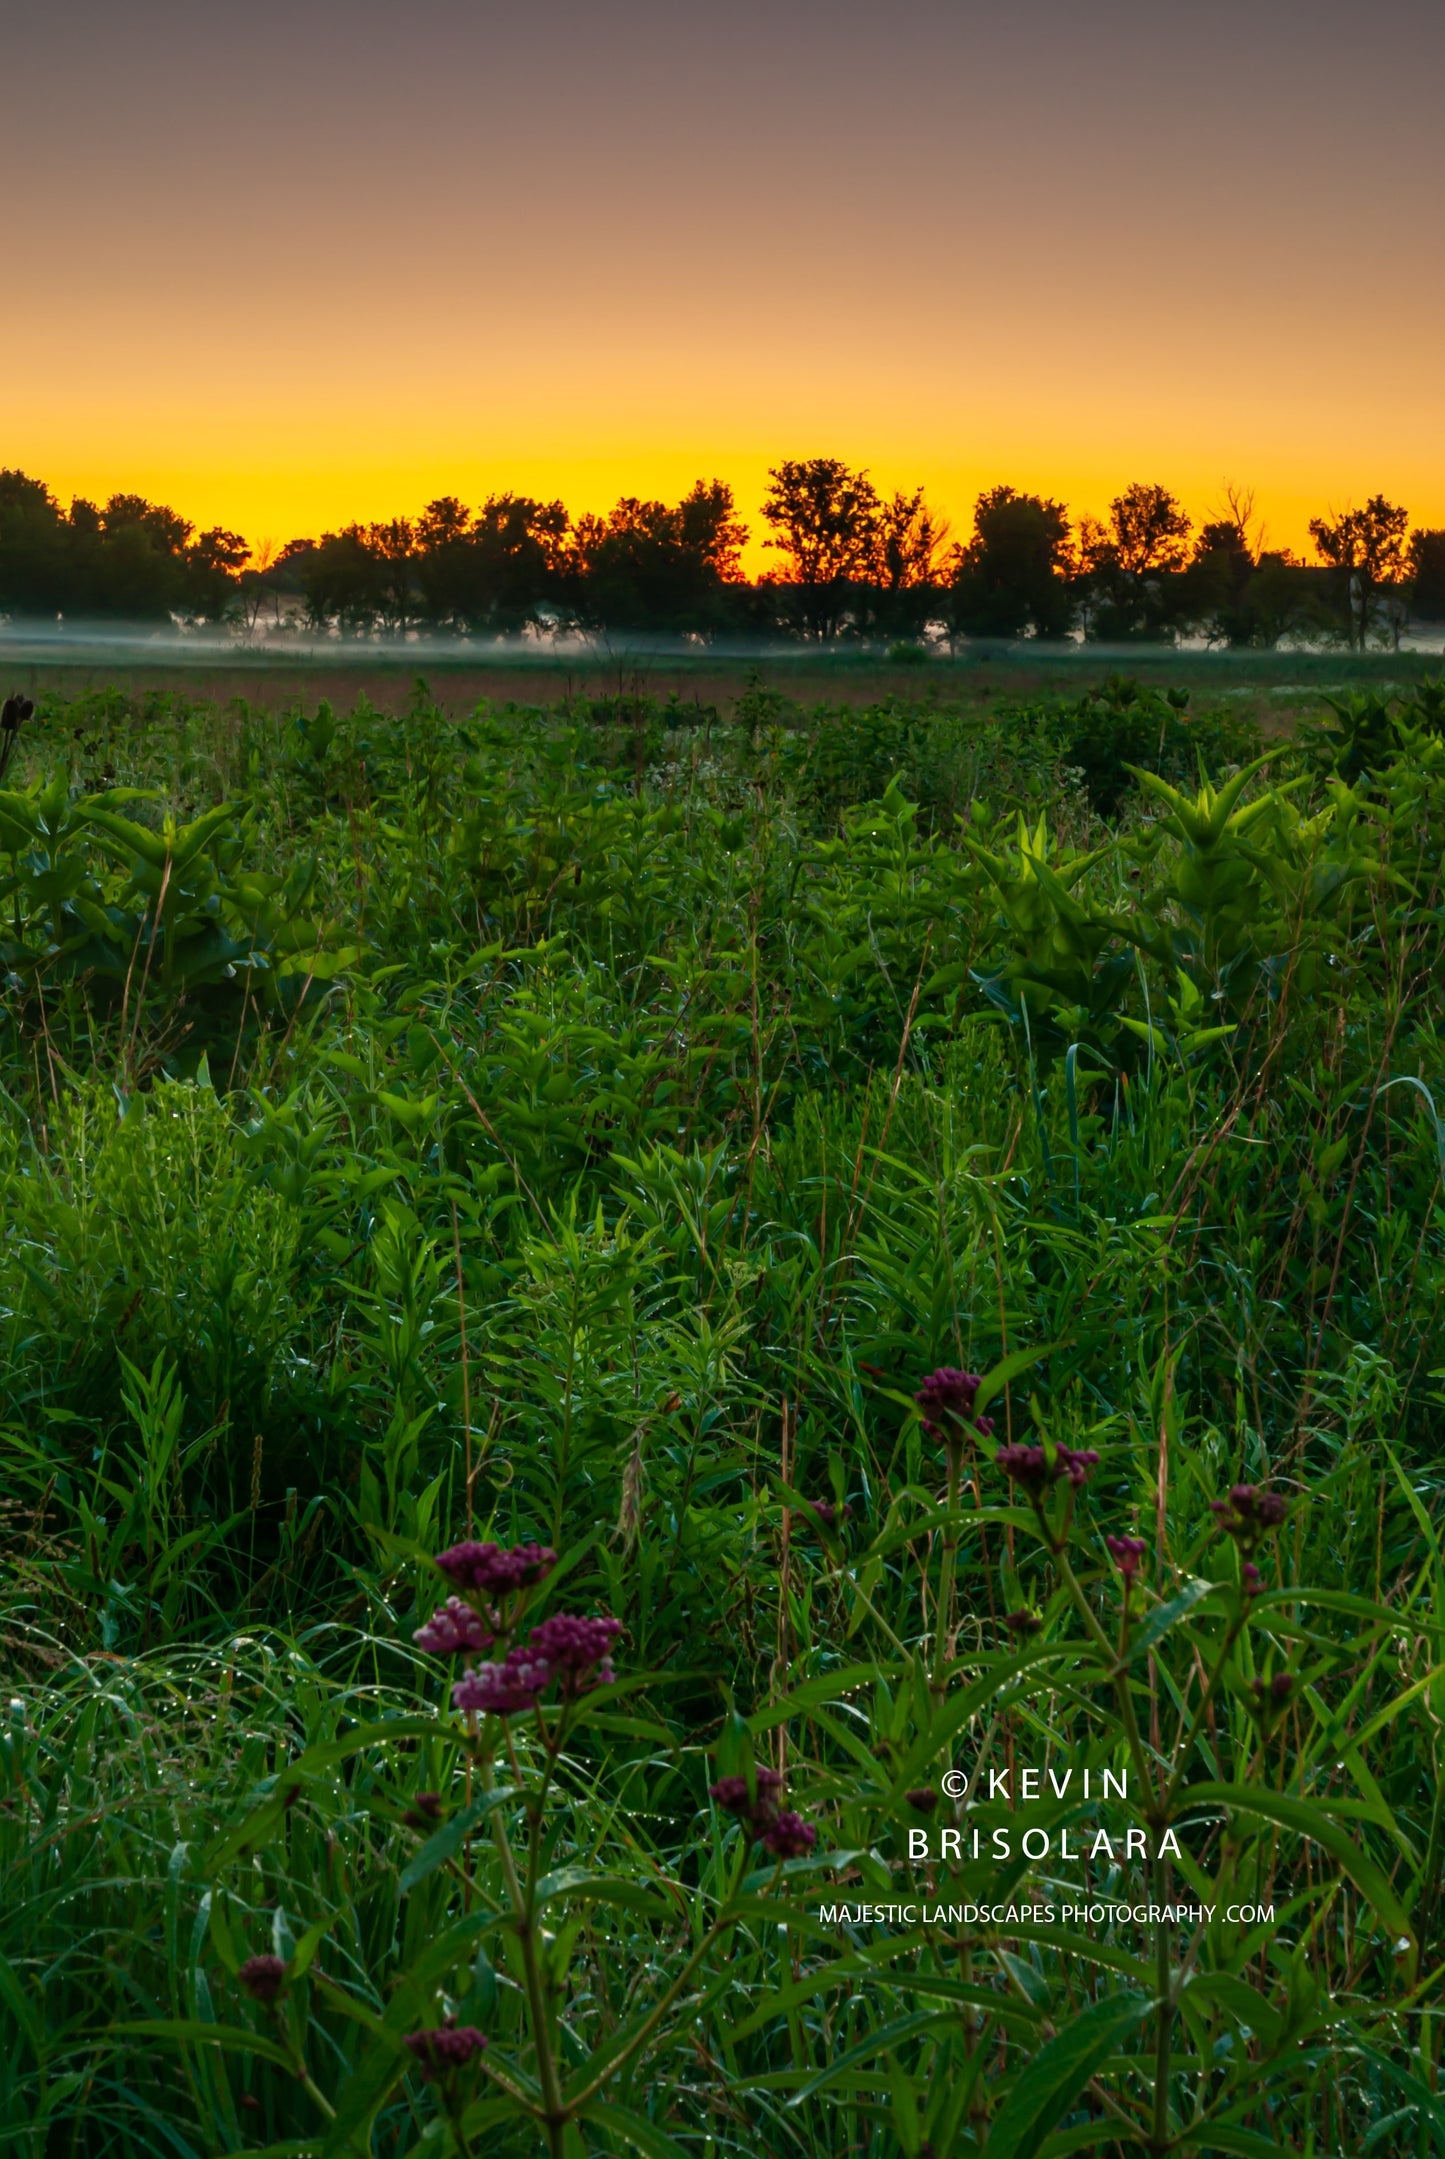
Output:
[{"xmin": 2, "ymin": 458, "xmax": 1442, "ymax": 647}]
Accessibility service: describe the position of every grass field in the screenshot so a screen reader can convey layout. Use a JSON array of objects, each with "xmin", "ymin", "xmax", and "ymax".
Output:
[{"xmin": 1, "ymin": 665, "xmax": 1443, "ymax": 2156}]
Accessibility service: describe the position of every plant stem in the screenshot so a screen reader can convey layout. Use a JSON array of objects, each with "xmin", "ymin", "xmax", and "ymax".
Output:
[
  {"xmin": 1150, "ymin": 1844, "xmax": 1173, "ymax": 2156},
  {"xmin": 478, "ymin": 1753, "xmax": 568, "ymax": 2155},
  {"xmin": 932, "ymin": 1442, "xmax": 963, "ymax": 1690},
  {"xmin": 1163, "ymin": 1610, "xmax": 1247, "ymax": 1813}
]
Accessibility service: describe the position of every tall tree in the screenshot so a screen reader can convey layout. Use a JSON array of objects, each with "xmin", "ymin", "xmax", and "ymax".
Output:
[
  {"xmin": 1183, "ymin": 485, "xmax": 1261, "ymax": 646},
  {"xmin": 1408, "ymin": 527, "xmax": 1445, "ymax": 622},
  {"xmin": 761, "ymin": 458, "xmax": 880, "ymax": 638},
  {"xmin": 1077, "ymin": 482, "xmax": 1191, "ymax": 640},
  {"xmin": 363, "ymin": 519, "xmax": 418, "ymax": 633},
  {"xmin": 860, "ymin": 487, "xmax": 950, "ymax": 639},
  {"xmin": 1309, "ymin": 495, "xmax": 1409, "ymax": 649},
  {"xmin": 0, "ymin": 469, "xmax": 70, "ymax": 616},
  {"xmin": 946, "ymin": 485, "xmax": 1073, "ymax": 639},
  {"xmin": 183, "ymin": 528, "xmax": 250, "ymax": 622}
]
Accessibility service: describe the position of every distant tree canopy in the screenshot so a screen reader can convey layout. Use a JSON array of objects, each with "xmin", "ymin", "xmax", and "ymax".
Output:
[
  {"xmin": 569, "ymin": 481, "xmax": 749, "ymax": 633},
  {"xmin": 0, "ymin": 461, "xmax": 1436, "ymax": 647},
  {"xmin": 0, "ymin": 468, "xmax": 246, "ymax": 623}
]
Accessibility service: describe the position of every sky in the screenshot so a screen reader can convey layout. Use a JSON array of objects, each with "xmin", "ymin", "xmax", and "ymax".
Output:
[{"xmin": 4, "ymin": 0, "xmax": 1443, "ymax": 568}]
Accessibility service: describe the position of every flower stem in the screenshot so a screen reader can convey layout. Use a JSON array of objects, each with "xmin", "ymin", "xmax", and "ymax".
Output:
[
  {"xmin": 478, "ymin": 1753, "xmax": 567, "ymax": 2154},
  {"xmin": 932, "ymin": 1443, "xmax": 963, "ymax": 1691}
]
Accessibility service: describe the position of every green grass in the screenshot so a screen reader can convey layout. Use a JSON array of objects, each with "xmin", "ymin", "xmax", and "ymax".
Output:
[{"xmin": 1, "ymin": 675, "xmax": 1443, "ymax": 2154}]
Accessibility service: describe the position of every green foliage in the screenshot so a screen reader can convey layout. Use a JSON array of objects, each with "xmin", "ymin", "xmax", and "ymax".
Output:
[{"xmin": 1, "ymin": 677, "xmax": 1443, "ymax": 2154}]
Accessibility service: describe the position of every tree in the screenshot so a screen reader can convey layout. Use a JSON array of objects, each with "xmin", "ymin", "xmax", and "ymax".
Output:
[
  {"xmin": 1182, "ymin": 485, "xmax": 1261, "ymax": 646},
  {"xmin": 945, "ymin": 485, "xmax": 1073, "ymax": 640},
  {"xmin": 65, "ymin": 492, "xmax": 198, "ymax": 619},
  {"xmin": 178, "ymin": 527, "xmax": 250, "ymax": 623},
  {"xmin": 363, "ymin": 518, "xmax": 418, "ymax": 633},
  {"xmin": 410, "ymin": 495, "xmax": 571, "ymax": 634},
  {"xmin": 760, "ymin": 458, "xmax": 881, "ymax": 639},
  {"xmin": 1308, "ymin": 495, "xmax": 1409, "ymax": 649},
  {"xmin": 238, "ymin": 539, "xmax": 280, "ymax": 631},
  {"xmin": 1179, "ymin": 486, "xmax": 1325, "ymax": 648},
  {"xmin": 1407, "ymin": 528, "xmax": 1445, "ymax": 622},
  {"xmin": 471, "ymin": 495, "xmax": 570, "ymax": 632},
  {"xmin": 1108, "ymin": 483, "xmax": 1192, "ymax": 577},
  {"xmin": 1077, "ymin": 482, "xmax": 1191, "ymax": 640},
  {"xmin": 0, "ymin": 469, "xmax": 70, "ymax": 616},
  {"xmin": 301, "ymin": 527, "xmax": 386, "ymax": 632},
  {"xmin": 572, "ymin": 481, "xmax": 749, "ymax": 634},
  {"xmin": 860, "ymin": 487, "xmax": 950, "ymax": 640}
]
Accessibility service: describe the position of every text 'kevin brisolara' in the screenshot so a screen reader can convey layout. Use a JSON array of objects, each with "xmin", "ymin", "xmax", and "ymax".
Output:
[{"xmin": 817, "ymin": 1901, "xmax": 1276, "ymax": 1928}]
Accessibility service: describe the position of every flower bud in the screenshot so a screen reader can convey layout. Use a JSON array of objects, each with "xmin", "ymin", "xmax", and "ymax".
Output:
[
  {"xmin": 237, "ymin": 1954, "xmax": 287, "ymax": 2006},
  {"xmin": 403, "ymin": 2025, "xmax": 488, "ymax": 2082},
  {"xmin": 759, "ymin": 1809, "xmax": 817, "ymax": 1859},
  {"xmin": 915, "ymin": 1368, "xmax": 995, "ymax": 1443}
]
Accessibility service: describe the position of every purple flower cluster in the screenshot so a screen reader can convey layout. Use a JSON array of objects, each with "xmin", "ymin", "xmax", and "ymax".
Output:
[
  {"xmin": 1242, "ymin": 1561, "xmax": 1264, "ymax": 1598},
  {"xmin": 709, "ymin": 1765, "xmax": 818, "ymax": 1857},
  {"xmin": 434, "ymin": 1540, "xmax": 557, "ymax": 1594},
  {"xmin": 1209, "ymin": 1485, "xmax": 1288, "ymax": 1553},
  {"xmin": 403, "ymin": 2025, "xmax": 488, "ymax": 2081},
  {"xmin": 996, "ymin": 1443, "xmax": 1099, "ymax": 1493},
  {"xmin": 528, "ymin": 1612, "xmax": 623, "ymax": 1679},
  {"xmin": 413, "ymin": 1596, "xmax": 494, "ymax": 1657},
  {"xmin": 709, "ymin": 1766, "xmax": 784, "ymax": 1822},
  {"xmin": 916, "ymin": 1368, "xmax": 995, "ymax": 1442},
  {"xmin": 759, "ymin": 1810, "xmax": 817, "ymax": 1859},
  {"xmin": 1004, "ymin": 1608, "xmax": 1043, "ymax": 1636},
  {"xmin": 453, "ymin": 1655, "xmax": 551, "ymax": 1718},
  {"xmin": 237, "ymin": 1954, "xmax": 287, "ymax": 2006},
  {"xmin": 808, "ymin": 1499, "xmax": 852, "ymax": 1530},
  {"xmin": 1106, "ymin": 1533, "xmax": 1147, "ymax": 1585},
  {"xmin": 451, "ymin": 1614, "xmax": 622, "ymax": 1719},
  {"xmin": 904, "ymin": 1786, "xmax": 939, "ymax": 1814}
]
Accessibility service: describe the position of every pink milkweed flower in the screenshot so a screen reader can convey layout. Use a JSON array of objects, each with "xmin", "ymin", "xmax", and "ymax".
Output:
[
  {"xmin": 403, "ymin": 2025, "xmax": 488, "ymax": 2081},
  {"xmin": 709, "ymin": 1766, "xmax": 784, "ymax": 1826},
  {"xmin": 449, "ymin": 1614, "xmax": 622, "ymax": 1716},
  {"xmin": 759, "ymin": 1809, "xmax": 817, "ymax": 1858},
  {"xmin": 413, "ymin": 1597, "xmax": 494, "ymax": 1656},
  {"xmin": 915, "ymin": 1368, "xmax": 995, "ymax": 1441},
  {"xmin": 452, "ymin": 1653, "xmax": 553, "ymax": 1718},
  {"xmin": 526, "ymin": 1612, "xmax": 623, "ymax": 1683},
  {"xmin": 433, "ymin": 1540, "xmax": 557, "ymax": 1594}
]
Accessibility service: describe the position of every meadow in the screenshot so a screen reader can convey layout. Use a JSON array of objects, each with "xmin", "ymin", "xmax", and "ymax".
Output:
[{"xmin": 1, "ymin": 665, "xmax": 1443, "ymax": 2157}]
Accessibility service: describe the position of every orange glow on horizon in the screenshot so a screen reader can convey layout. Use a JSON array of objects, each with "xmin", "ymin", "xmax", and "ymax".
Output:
[
  {"xmin": 7, "ymin": 1, "xmax": 1444, "ymax": 584},
  {"xmin": 14, "ymin": 437, "xmax": 1445, "ymax": 582}
]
